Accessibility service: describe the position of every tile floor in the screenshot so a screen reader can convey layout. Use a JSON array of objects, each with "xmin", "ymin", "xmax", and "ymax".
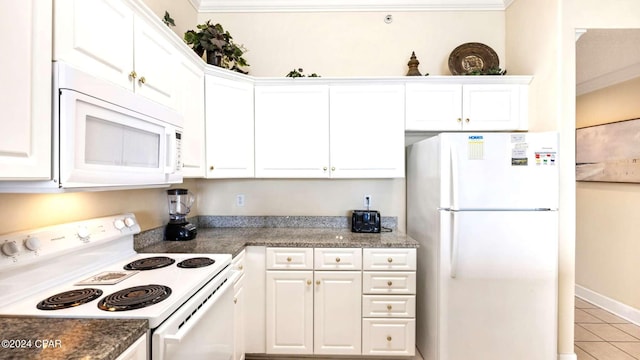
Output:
[{"xmin": 575, "ymin": 297, "xmax": 640, "ymax": 359}]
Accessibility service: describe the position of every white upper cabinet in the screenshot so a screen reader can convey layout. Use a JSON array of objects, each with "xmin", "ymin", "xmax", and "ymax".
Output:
[
  {"xmin": 0, "ymin": 0, "xmax": 52, "ymax": 180},
  {"xmin": 255, "ymin": 85, "xmax": 330, "ymax": 178},
  {"xmin": 329, "ymin": 84, "xmax": 405, "ymax": 178},
  {"xmin": 405, "ymin": 78, "xmax": 530, "ymax": 131},
  {"xmin": 177, "ymin": 56, "xmax": 206, "ymax": 178},
  {"xmin": 205, "ymin": 74, "xmax": 255, "ymax": 178},
  {"xmin": 54, "ymin": 0, "xmax": 177, "ymax": 109}
]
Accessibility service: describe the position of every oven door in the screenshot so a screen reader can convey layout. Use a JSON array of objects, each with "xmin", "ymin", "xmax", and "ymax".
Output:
[
  {"xmin": 152, "ymin": 271, "xmax": 237, "ymax": 360},
  {"xmin": 58, "ymin": 89, "xmax": 182, "ymax": 189}
]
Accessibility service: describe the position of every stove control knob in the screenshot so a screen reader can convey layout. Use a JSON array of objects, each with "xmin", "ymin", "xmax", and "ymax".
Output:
[
  {"xmin": 114, "ymin": 219, "xmax": 126, "ymax": 230},
  {"xmin": 2, "ymin": 241, "xmax": 19, "ymax": 257},
  {"xmin": 24, "ymin": 237, "xmax": 41, "ymax": 251},
  {"xmin": 124, "ymin": 217, "xmax": 136, "ymax": 228},
  {"xmin": 77, "ymin": 226, "xmax": 91, "ymax": 241}
]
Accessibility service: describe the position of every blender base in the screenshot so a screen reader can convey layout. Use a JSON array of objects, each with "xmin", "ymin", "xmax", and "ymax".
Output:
[{"xmin": 164, "ymin": 222, "xmax": 197, "ymax": 241}]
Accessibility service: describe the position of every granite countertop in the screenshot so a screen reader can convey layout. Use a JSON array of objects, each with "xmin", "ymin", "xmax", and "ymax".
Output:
[
  {"xmin": 137, "ymin": 226, "xmax": 418, "ymax": 258},
  {"xmin": 0, "ymin": 317, "xmax": 147, "ymax": 360}
]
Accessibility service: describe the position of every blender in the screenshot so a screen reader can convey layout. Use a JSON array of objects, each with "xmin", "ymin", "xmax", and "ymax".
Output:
[{"xmin": 165, "ymin": 188, "xmax": 197, "ymax": 241}]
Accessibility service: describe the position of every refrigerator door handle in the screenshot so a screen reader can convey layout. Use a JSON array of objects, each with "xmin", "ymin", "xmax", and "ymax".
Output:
[
  {"xmin": 450, "ymin": 211, "xmax": 459, "ymax": 278},
  {"xmin": 450, "ymin": 145, "xmax": 460, "ymax": 211}
]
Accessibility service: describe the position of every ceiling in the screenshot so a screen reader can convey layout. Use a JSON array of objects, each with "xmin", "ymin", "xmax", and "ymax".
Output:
[
  {"xmin": 191, "ymin": 0, "xmax": 515, "ymax": 12},
  {"xmin": 576, "ymin": 29, "xmax": 640, "ymax": 95}
]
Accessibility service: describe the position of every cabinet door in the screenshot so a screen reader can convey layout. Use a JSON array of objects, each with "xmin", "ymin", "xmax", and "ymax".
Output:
[
  {"xmin": 405, "ymin": 83, "xmax": 462, "ymax": 131},
  {"xmin": 314, "ymin": 271, "xmax": 362, "ymax": 355},
  {"xmin": 329, "ymin": 84, "xmax": 405, "ymax": 178},
  {"xmin": 266, "ymin": 271, "xmax": 313, "ymax": 354},
  {"xmin": 233, "ymin": 275, "xmax": 246, "ymax": 360},
  {"xmin": 206, "ymin": 76, "xmax": 255, "ymax": 178},
  {"xmin": 462, "ymin": 84, "xmax": 522, "ymax": 130},
  {"xmin": 54, "ymin": 0, "xmax": 133, "ymax": 90},
  {"xmin": 362, "ymin": 318, "xmax": 415, "ymax": 356},
  {"xmin": 255, "ymin": 85, "xmax": 329, "ymax": 178},
  {"xmin": 133, "ymin": 16, "xmax": 177, "ymax": 108},
  {"xmin": 177, "ymin": 57, "xmax": 205, "ymax": 178},
  {"xmin": 0, "ymin": 0, "xmax": 52, "ymax": 180}
]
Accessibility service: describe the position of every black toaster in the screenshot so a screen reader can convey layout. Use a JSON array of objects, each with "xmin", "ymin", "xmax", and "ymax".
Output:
[{"xmin": 351, "ymin": 210, "xmax": 381, "ymax": 233}]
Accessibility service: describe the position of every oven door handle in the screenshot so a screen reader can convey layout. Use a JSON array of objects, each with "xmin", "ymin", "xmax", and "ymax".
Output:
[{"xmin": 162, "ymin": 272, "xmax": 238, "ymax": 344}]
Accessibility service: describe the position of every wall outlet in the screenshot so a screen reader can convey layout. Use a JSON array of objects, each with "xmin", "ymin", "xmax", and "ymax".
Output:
[
  {"xmin": 236, "ymin": 194, "xmax": 245, "ymax": 207},
  {"xmin": 363, "ymin": 194, "xmax": 372, "ymax": 209}
]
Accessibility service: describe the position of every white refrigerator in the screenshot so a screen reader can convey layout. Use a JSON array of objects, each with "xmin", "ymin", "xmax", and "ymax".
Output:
[{"xmin": 407, "ymin": 132, "xmax": 558, "ymax": 360}]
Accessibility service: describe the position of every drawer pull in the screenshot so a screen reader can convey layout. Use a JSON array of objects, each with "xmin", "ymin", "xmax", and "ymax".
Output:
[
  {"xmin": 307, "ymin": 280, "xmax": 312, "ymax": 286},
  {"xmin": 335, "ymin": 257, "xmax": 341, "ymax": 263},
  {"xmin": 387, "ymin": 281, "xmax": 393, "ymax": 286},
  {"xmin": 387, "ymin": 336, "xmax": 392, "ymax": 342},
  {"xmin": 286, "ymin": 257, "xmax": 292, "ymax": 262},
  {"xmin": 387, "ymin": 304, "xmax": 392, "ymax": 311},
  {"xmin": 387, "ymin": 257, "xmax": 393, "ymax": 263}
]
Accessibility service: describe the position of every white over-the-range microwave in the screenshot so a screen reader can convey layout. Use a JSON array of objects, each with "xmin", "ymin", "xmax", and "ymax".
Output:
[{"xmin": 1, "ymin": 62, "xmax": 184, "ymax": 192}]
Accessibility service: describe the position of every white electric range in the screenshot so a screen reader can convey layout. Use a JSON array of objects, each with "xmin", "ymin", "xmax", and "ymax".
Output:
[{"xmin": 0, "ymin": 214, "xmax": 234, "ymax": 360}]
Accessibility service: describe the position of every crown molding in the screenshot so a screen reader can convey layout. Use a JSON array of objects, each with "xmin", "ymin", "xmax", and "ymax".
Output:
[
  {"xmin": 577, "ymin": 62, "xmax": 640, "ymax": 96},
  {"xmin": 194, "ymin": 0, "xmax": 509, "ymax": 13}
]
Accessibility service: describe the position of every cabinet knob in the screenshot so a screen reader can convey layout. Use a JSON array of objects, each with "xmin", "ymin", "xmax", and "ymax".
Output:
[
  {"xmin": 387, "ymin": 281, "xmax": 393, "ymax": 286},
  {"xmin": 129, "ymin": 71, "xmax": 137, "ymax": 80},
  {"xmin": 323, "ymin": 166, "xmax": 328, "ymax": 171},
  {"xmin": 307, "ymin": 280, "xmax": 312, "ymax": 286},
  {"xmin": 209, "ymin": 166, "xmax": 214, "ymax": 171},
  {"xmin": 138, "ymin": 76, "xmax": 146, "ymax": 85},
  {"xmin": 387, "ymin": 257, "xmax": 393, "ymax": 263},
  {"xmin": 387, "ymin": 336, "xmax": 392, "ymax": 342},
  {"xmin": 233, "ymin": 298, "xmax": 237, "ymax": 304},
  {"xmin": 316, "ymin": 280, "xmax": 321, "ymax": 285},
  {"xmin": 387, "ymin": 304, "xmax": 392, "ymax": 311},
  {"xmin": 457, "ymin": 118, "xmax": 462, "ymax": 122},
  {"xmin": 335, "ymin": 257, "xmax": 341, "ymax": 263},
  {"xmin": 238, "ymin": 265, "xmax": 243, "ymax": 270},
  {"xmin": 465, "ymin": 118, "xmax": 470, "ymax": 123},
  {"xmin": 331, "ymin": 166, "xmax": 335, "ymax": 171},
  {"xmin": 286, "ymin": 257, "xmax": 292, "ymax": 262}
]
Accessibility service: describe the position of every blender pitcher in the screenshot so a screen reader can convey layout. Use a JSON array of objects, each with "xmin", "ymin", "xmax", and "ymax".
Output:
[{"xmin": 165, "ymin": 189, "xmax": 197, "ymax": 241}]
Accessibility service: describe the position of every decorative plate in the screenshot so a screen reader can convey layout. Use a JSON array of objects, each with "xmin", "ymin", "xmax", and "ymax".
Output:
[{"xmin": 448, "ymin": 42, "xmax": 499, "ymax": 75}]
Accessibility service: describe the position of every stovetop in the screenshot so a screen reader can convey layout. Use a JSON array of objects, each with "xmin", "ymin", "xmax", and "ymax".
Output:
[{"xmin": 0, "ymin": 214, "xmax": 231, "ymax": 329}]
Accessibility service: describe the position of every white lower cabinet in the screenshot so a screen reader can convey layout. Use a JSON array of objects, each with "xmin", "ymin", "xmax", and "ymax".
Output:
[
  {"xmin": 314, "ymin": 271, "xmax": 361, "ymax": 355},
  {"xmin": 266, "ymin": 270, "xmax": 314, "ymax": 354},
  {"xmin": 115, "ymin": 334, "xmax": 147, "ymax": 360},
  {"xmin": 362, "ymin": 318, "xmax": 416, "ymax": 356},
  {"xmin": 232, "ymin": 250, "xmax": 247, "ymax": 360}
]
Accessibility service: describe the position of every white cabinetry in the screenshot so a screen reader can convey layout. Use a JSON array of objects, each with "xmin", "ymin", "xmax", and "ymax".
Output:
[
  {"xmin": 177, "ymin": 55, "xmax": 205, "ymax": 178},
  {"xmin": 329, "ymin": 84, "xmax": 405, "ymax": 178},
  {"xmin": 405, "ymin": 80, "xmax": 530, "ymax": 131},
  {"xmin": 245, "ymin": 246, "xmax": 266, "ymax": 354},
  {"xmin": 362, "ymin": 248, "xmax": 417, "ymax": 357},
  {"xmin": 0, "ymin": 0, "xmax": 52, "ymax": 180},
  {"xmin": 266, "ymin": 248, "xmax": 362, "ymax": 355},
  {"xmin": 205, "ymin": 73, "xmax": 255, "ymax": 178},
  {"xmin": 254, "ymin": 85, "xmax": 329, "ymax": 178},
  {"xmin": 115, "ymin": 334, "xmax": 147, "ymax": 360},
  {"xmin": 254, "ymin": 82, "xmax": 405, "ymax": 178},
  {"xmin": 54, "ymin": 0, "xmax": 177, "ymax": 109},
  {"xmin": 232, "ymin": 250, "xmax": 246, "ymax": 360}
]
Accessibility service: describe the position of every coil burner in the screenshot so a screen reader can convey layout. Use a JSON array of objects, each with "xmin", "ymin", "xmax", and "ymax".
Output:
[
  {"xmin": 98, "ymin": 285, "xmax": 172, "ymax": 311},
  {"xmin": 37, "ymin": 288, "xmax": 103, "ymax": 310}
]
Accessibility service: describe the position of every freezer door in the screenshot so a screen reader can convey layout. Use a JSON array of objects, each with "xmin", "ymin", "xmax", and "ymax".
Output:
[
  {"xmin": 439, "ymin": 210, "xmax": 557, "ymax": 360},
  {"xmin": 439, "ymin": 132, "xmax": 558, "ymax": 210}
]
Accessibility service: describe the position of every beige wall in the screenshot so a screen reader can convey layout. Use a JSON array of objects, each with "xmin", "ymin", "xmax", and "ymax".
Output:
[
  {"xmin": 198, "ymin": 11, "xmax": 506, "ymax": 77},
  {"xmin": 576, "ymin": 76, "xmax": 640, "ymax": 310},
  {"xmin": 139, "ymin": 0, "xmax": 199, "ymax": 40}
]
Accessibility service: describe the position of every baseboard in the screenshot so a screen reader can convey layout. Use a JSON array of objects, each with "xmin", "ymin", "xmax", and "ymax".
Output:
[
  {"xmin": 557, "ymin": 353, "xmax": 577, "ymax": 360},
  {"xmin": 575, "ymin": 284, "xmax": 640, "ymax": 325}
]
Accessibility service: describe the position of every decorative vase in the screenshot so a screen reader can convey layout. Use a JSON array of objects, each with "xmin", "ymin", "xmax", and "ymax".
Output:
[
  {"xmin": 406, "ymin": 51, "xmax": 422, "ymax": 76},
  {"xmin": 206, "ymin": 50, "xmax": 222, "ymax": 67}
]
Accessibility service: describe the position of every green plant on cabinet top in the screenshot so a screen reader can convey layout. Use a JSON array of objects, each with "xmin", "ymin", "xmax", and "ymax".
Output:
[{"xmin": 184, "ymin": 20, "xmax": 249, "ymax": 74}]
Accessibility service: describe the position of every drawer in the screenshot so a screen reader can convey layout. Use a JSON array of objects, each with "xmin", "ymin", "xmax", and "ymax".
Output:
[
  {"xmin": 362, "ymin": 295, "xmax": 415, "ymax": 318},
  {"xmin": 314, "ymin": 248, "xmax": 362, "ymax": 270},
  {"xmin": 232, "ymin": 249, "xmax": 246, "ymax": 274},
  {"xmin": 362, "ymin": 318, "xmax": 416, "ymax": 356},
  {"xmin": 363, "ymin": 272, "xmax": 416, "ymax": 294},
  {"xmin": 363, "ymin": 248, "xmax": 416, "ymax": 271},
  {"xmin": 266, "ymin": 247, "xmax": 313, "ymax": 270}
]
